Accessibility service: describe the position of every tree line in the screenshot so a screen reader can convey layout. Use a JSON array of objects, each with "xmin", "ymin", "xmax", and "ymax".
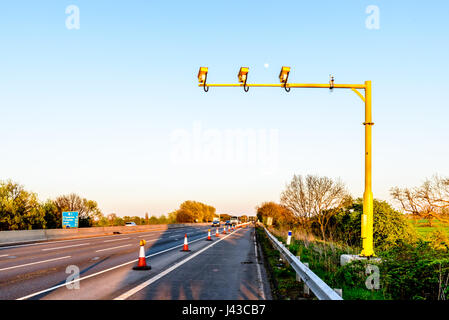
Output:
[
  {"xmin": 1, "ymin": 180, "xmax": 249, "ymax": 230},
  {"xmin": 0, "ymin": 180, "xmax": 103, "ymax": 230},
  {"xmin": 256, "ymin": 174, "xmax": 449, "ymax": 300},
  {"xmin": 256, "ymin": 174, "xmax": 449, "ymax": 250}
]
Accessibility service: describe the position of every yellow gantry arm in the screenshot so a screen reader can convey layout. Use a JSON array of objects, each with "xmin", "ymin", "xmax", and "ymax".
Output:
[{"xmin": 199, "ymin": 83, "xmax": 366, "ymax": 89}]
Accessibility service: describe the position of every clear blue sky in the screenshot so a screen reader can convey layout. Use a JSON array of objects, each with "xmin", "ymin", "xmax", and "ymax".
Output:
[{"xmin": 0, "ymin": 1, "xmax": 448, "ymax": 217}]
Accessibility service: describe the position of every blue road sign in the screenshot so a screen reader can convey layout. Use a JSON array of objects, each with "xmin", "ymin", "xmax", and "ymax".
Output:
[{"xmin": 62, "ymin": 211, "xmax": 79, "ymax": 228}]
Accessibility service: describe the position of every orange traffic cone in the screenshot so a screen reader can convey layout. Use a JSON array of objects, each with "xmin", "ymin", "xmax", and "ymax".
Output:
[
  {"xmin": 181, "ymin": 234, "xmax": 191, "ymax": 252},
  {"xmin": 215, "ymin": 228, "xmax": 220, "ymax": 237},
  {"xmin": 222, "ymin": 227, "xmax": 227, "ymax": 234},
  {"xmin": 206, "ymin": 229, "xmax": 213, "ymax": 241},
  {"xmin": 133, "ymin": 240, "xmax": 151, "ymax": 270}
]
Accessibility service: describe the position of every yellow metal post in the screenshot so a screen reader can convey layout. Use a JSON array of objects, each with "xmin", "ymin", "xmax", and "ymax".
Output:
[{"xmin": 360, "ymin": 80, "xmax": 375, "ymax": 257}]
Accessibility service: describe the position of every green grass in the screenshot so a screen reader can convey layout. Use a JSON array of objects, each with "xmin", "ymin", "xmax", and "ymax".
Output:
[{"xmin": 408, "ymin": 219, "xmax": 449, "ymax": 239}]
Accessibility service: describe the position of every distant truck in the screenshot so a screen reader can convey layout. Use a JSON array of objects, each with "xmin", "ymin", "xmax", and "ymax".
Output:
[
  {"xmin": 212, "ymin": 217, "xmax": 221, "ymax": 227},
  {"xmin": 230, "ymin": 216, "xmax": 239, "ymax": 226}
]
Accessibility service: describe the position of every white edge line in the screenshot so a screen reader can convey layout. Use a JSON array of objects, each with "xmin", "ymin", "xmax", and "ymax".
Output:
[
  {"xmin": 254, "ymin": 232, "xmax": 266, "ymax": 300},
  {"xmin": 16, "ymin": 232, "xmax": 222, "ymax": 300},
  {"xmin": 0, "ymin": 256, "xmax": 71, "ymax": 272}
]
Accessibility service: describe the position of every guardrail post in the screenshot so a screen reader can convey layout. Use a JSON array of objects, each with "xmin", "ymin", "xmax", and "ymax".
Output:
[
  {"xmin": 303, "ymin": 262, "xmax": 310, "ymax": 295},
  {"xmin": 284, "ymin": 255, "xmax": 290, "ymax": 267},
  {"xmin": 295, "ymin": 256, "xmax": 301, "ymax": 282},
  {"xmin": 333, "ymin": 288, "xmax": 343, "ymax": 298}
]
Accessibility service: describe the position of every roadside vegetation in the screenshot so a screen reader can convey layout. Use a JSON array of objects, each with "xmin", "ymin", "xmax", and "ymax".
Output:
[
  {"xmin": 256, "ymin": 174, "xmax": 449, "ymax": 300},
  {"xmin": 255, "ymin": 227, "xmax": 309, "ymax": 300}
]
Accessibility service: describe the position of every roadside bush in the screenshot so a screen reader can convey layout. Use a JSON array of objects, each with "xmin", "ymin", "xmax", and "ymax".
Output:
[
  {"xmin": 379, "ymin": 240, "xmax": 449, "ymax": 300},
  {"xmin": 333, "ymin": 260, "xmax": 367, "ymax": 288},
  {"xmin": 328, "ymin": 199, "xmax": 418, "ymax": 251},
  {"xmin": 428, "ymin": 229, "xmax": 449, "ymax": 251}
]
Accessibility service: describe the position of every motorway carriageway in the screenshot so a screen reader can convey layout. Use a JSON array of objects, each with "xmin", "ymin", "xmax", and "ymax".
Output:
[
  {"xmin": 0, "ymin": 224, "xmax": 269, "ymax": 300},
  {"xmin": 0, "ymin": 225, "xmax": 211, "ymax": 299}
]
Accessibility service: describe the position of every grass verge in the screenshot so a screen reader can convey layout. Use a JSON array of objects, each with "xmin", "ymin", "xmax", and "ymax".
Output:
[{"xmin": 264, "ymin": 227, "xmax": 387, "ymax": 300}]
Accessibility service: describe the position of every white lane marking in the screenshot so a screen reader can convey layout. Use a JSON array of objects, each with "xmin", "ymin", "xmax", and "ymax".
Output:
[
  {"xmin": 0, "ymin": 256, "xmax": 71, "ymax": 272},
  {"xmin": 95, "ymin": 244, "xmax": 132, "ymax": 253},
  {"xmin": 254, "ymin": 231, "xmax": 266, "ymax": 300},
  {"xmin": 141, "ymin": 229, "xmax": 203, "ymax": 240},
  {"xmin": 143, "ymin": 237, "xmax": 159, "ymax": 241},
  {"xmin": 138, "ymin": 232, "xmax": 165, "ymax": 238},
  {"xmin": 103, "ymin": 238, "xmax": 130, "ymax": 243},
  {"xmin": 16, "ymin": 232, "xmax": 221, "ymax": 300},
  {"xmin": 114, "ymin": 231, "xmax": 238, "ymax": 300},
  {"xmin": 0, "ymin": 254, "xmax": 9, "ymax": 258},
  {"xmin": 42, "ymin": 243, "xmax": 90, "ymax": 251}
]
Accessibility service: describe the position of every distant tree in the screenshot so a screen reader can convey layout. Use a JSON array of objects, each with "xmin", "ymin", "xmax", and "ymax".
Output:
[
  {"xmin": 105, "ymin": 213, "xmax": 125, "ymax": 226},
  {"xmin": 391, "ymin": 175, "xmax": 449, "ymax": 225},
  {"xmin": 281, "ymin": 174, "xmax": 349, "ymax": 241},
  {"xmin": 148, "ymin": 215, "xmax": 159, "ymax": 224},
  {"xmin": 220, "ymin": 214, "xmax": 231, "ymax": 222},
  {"xmin": 0, "ymin": 180, "xmax": 46, "ymax": 230},
  {"xmin": 256, "ymin": 202, "xmax": 295, "ymax": 227},
  {"xmin": 176, "ymin": 208, "xmax": 195, "ymax": 223},
  {"xmin": 54, "ymin": 193, "xmax": 102, "ymax": 227},
  {"xmin": 167, "ymin": 211, "xmax": 178, "ymax": 224},
  {"xmin": 158, "ymin": 214, "xmax": 168, "ymax": 224},
  {"xmin": 145, "ymin": 212, "xmax": 149, "ymax": 225},
  {"xmin": 174, "ymin": 201, "xmax": 216, "ymax": 223},
  {"xmin": 41, "ymin": 200, "xmax": 60, "ymax": 229},
  {"xmin": 95, "ymin": 215, "xmax": 109, "ymax": 227},
  {"xmin": 113, "ymin": 217, "xmax": 125, "ymax": 226},
  {"xmin": 107, "ymin": 213, "xmax": 117, "ymax": 223},
  {"xmin": 133, "ymin": 216, "xmax": 143, "ymax": 225}
]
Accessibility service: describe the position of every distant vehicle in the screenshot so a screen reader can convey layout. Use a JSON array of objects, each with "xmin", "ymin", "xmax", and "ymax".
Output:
[
  {"xmin": 230, "ymin": 216, "xmax": 239, "ymax": 225},
  {"xmin": 212, "ymin": 217, "xmax": 220, "ymax": 227},
  {"xmin": 225, "ymin": 220, "xmax": 231, "ymax": 226},
  {"xmin": 125, "ymin": 222, "xmax": 137, "ymax": 226}
]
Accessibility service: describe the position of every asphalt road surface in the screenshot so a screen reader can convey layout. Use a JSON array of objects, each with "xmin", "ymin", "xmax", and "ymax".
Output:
[{"xmin": 0, "ymin": 224, "xmax": 271, "ymax": 300}]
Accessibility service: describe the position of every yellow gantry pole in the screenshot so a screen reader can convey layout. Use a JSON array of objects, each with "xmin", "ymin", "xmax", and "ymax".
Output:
[
  {"xmin": 198, "ymin": 76, "xmax": 375, "ymax": 257},
  {"xmin": 360, "ymin": 80, "xmax": 375, "ymax": 257}
]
